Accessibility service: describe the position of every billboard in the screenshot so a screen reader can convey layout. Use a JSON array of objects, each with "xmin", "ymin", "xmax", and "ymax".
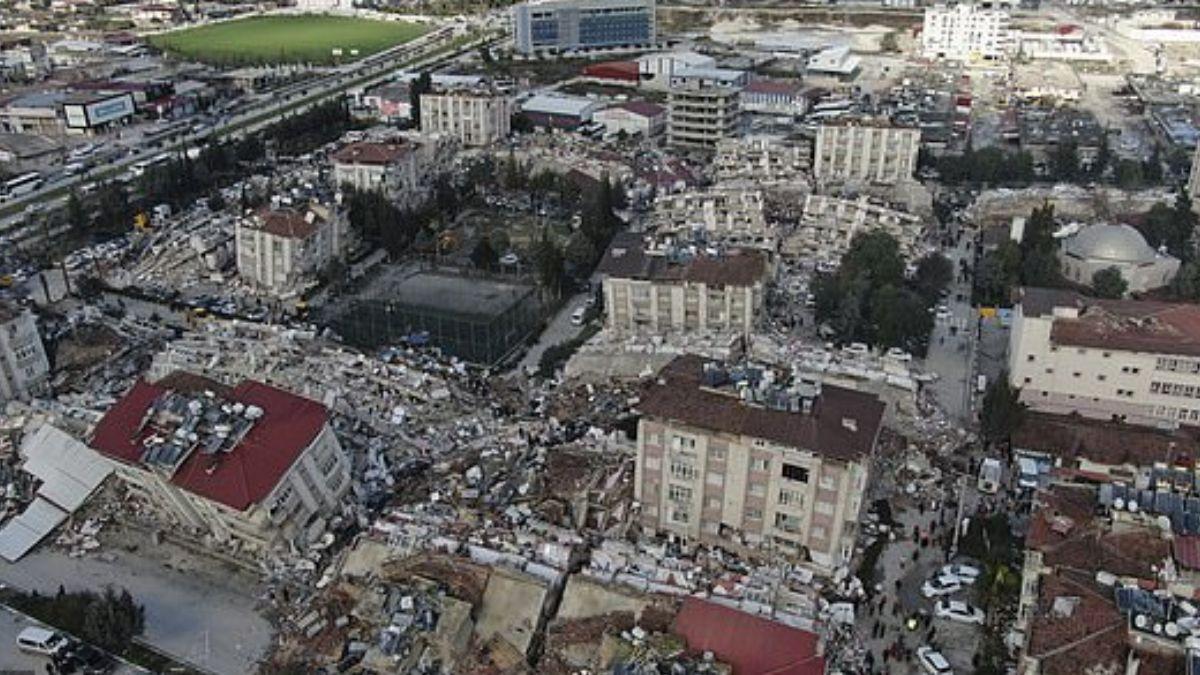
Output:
[{"xmin": 64, "ymin": 93, "xmax": 135, "ymax": 129}]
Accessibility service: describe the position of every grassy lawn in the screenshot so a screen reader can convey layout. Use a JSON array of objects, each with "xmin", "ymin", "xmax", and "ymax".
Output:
[{"xmin": 149, "ymin": 14, "xmax": 428, "ymax": 65}]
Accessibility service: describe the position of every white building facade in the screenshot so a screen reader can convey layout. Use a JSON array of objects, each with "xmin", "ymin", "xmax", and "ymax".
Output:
[
  {"xmin": 813, "ymin": 121, "xmax": 921, "ymax": 186},
  {"xmin": 419, "ymin": 90, "xmax": 512, "ymax": 147},
  {"xmin": 0, "ymin": 303, "xmax": 50, "ymax": 402},
  {"xmin": 922, "ymin": 1, "xmax": 1014, "ymax": 62},
  {"xmin": 235, "ymin": 204, "xmax": 343, "ymax": 296}
]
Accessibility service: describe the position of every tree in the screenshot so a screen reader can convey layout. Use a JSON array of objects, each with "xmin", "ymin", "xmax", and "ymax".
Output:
[
  {"xmin": 408, "ymin": 71, "xmax": 432, "ymax": 128},
  {"xmin": 974, "ymin": 240, "xmax": 1021, "ymax": 306},
  {"xmin": 65, "ymin": 190, "xmax": 87, "ymax": 234},
  {"xmin": 1173, "ymin": 261, "xmax": 1200, "ymax": 301},
  {"xmin": 1091, "ymin": 266, "xmax": 1127, "ymax": 298},
  {"xmin": 1114, "ymin": 159, "xmax": 1144, "ymax": 189},
  {"xmin": 880, "ymin": 30, "xmax": 899, "ymax": 53},
  {"xmin": 1050, "ymin": 140, "xmax": 1079, "ymax": 182},
  {"xmin": 469, "ymin": 237, "xmax": 497, "ymax": 269},
  {"xmin": 841, "ymin": 231, "xmax": 905, "ymax": 289},
  {"xmin": 913, "ymin": 253, "xmax": 953, "ymax": 304},
  {"xmin": 532, "ymin": 236, "xmax": 567, "ymax": 297},
  {"xmin": 1090, "ymin": 132, "xmax": 1111, "ymax": 179},
  {"xmin": 980, "ymin": 373, "xmax": 1025, "ymax": 447},
  {"xmin": 563, "ymin": 231, "xmax": 597, "ymax": 271}
]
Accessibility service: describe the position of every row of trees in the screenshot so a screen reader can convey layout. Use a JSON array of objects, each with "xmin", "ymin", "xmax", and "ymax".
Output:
[
  {"xmin": 925, "ymin": 135, "xmax": 1173, "ymax": 188},
  {"xmin": 974, "ymin": 202, "xmax": 1062, "ymax": 306},
  {"xmin": 10, "ymin": 586, "xmax": 145, "ymax": 654},
  {"xmin": 264, "ymin": 98, "xmax": 352, "ymax": 157},
  {"xmin": 812, "ymin": 231, "xmax": 953, "ymax": 356}
]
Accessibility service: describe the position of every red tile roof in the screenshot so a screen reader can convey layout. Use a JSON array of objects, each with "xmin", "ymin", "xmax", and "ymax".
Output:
[
  {"xmin": 582, "ymin": 61, "xmax": 640, "ymax": 82},
  {"xmin": 1175, "ymin": 535, "xmax": 1200, "ymax": 570},
  {"xmin": 598, "ymin": 232, "xmax": 769, "ymax": 287},
  {"xmin": 330, "ymin": 140, "xmax": 412, "ymax": 165},
  {"xmin": 248, "ymin": 208, "xmax": 321, "ymax": 239},
  {"xmin": 90, "ymin": 378, "xmax": 328, "ymax": 511},
  {"xmin": 1020, "ymin": 287, "xmax": 1200, "ymax": 357},
  {"xmin": 672, "ymin": 598, "xmax": 825, "ymax": 675},
  {"xmin": 1027, "ymin": 571, "xmax": 1127, "ymax": 675},
  {"xmin": 1013, "ymin": 412, "xmax": 1200, "ymax": 470},
  {"xmin": 640, "ymin": 355, "xmax": 885, "ymax": 462}
]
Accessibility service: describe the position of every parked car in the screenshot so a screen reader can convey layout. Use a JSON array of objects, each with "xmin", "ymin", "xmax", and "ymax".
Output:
[
  {"xmin": 921, "ymin": 575, "xmax": 963, "ymax": 598},
  {"xmin": 53, "ymin": 643, "xmax": 115, "ymax": 674},
  {"xmin": 570, "ymin": 306, "xmax": 587, "ymax": 326},
  {"xmin": 16, "ymin": 626, "xmax": 70, "ymax": 656},
  {"xmin": 934, "ymin": 305, "xmax": 952, "ymax": 320},
  {"xmin": 934, "ymin": 599, "xmax": 985, "ymax": 625},
  {"xmin": 885, "ymin": 347, "xmax": 913, "ymax": 362},
  {"xmin": 940, "ymin": 564, "xmax": 982, "ymax": 583},
  {"xmin": 841, "ymin": 342, "xmax": 869, "ymax": 357},
  {"xmin": 917, "ymin": 646, "xmax": 953, "ymax": 674}
]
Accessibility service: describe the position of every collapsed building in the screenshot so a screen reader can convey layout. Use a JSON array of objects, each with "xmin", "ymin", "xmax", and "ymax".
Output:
[
  {"xmin": 651, "ymin": 187, "xmax": 774, "ymax": 251},
  {"xmin": 790, "ymin": 193, "xmax": 926, "ymax": 262}
]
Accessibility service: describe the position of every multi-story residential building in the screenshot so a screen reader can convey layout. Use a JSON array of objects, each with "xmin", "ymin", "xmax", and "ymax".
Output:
[
  {"xmin": 667, "ymin": 80, "xmax": 740, "ymax": 151},
  {"xmin": 330, "ymin": 138, "xmax": 451, "ymax": 209},
  {"xmin": 0, "ymin": 301, "xmax": 50, "ymax": 403},
  {"xmin": 922, "ymin": 1, "xmax": 1014, "ymax": 62},
  {"xmin": 419, "ymin": 88, "xmax": 512, "ymax": 147},
  {"xmin": 513, "ymin": 0, "xmax": 656, "ymax": 55},
  {"xmin": 652, "ymin": 187, "xmax": 773, "ymax": 250},
  {"xmin": 235, "ymin": 203, "xmax": 343, "ymax": 296},
  {"xmin": 89, "ymin": 371, "xmax": 352, "ymax": 556},
  {"xmin": 638, "ymin": 51, "xmax": 715, "ymax": 91},
  {"xmin": 598, "ymin": 232, "xmax": 769, "ymax": 337},
  {"xmin": 713, "ymin": 135, "xmax": 811, "ymax": 184},
  {"xmin": 1009, "ymin": 287, "xmax": 1200, "ymax": 426},
  {"xmin": 636, "ymin": 355, "xmax": 885, "ymax": 572},
  {"xmin": 791, "ymin": 194, "xmax": 925, "ymax": 262},
  {"xmin": 812, "ymin": 119, "xmax": 920, "ymax": 186}
]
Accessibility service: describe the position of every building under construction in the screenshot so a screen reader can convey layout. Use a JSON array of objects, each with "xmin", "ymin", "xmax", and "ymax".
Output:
[{"xmin": 321, "ymin": 265, "xmax": 541, "ymax": 366}]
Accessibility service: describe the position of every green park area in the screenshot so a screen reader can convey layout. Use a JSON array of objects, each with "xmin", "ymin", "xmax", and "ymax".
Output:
[{"xmin": 149, "ymin": 14, "xmax": 428, "ymax": 65}]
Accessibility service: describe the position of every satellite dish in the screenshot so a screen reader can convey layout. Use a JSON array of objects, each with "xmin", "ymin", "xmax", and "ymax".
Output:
[
  {"xmin": 1129, "ymin": 501, "xmax": 1140, "ymax": 513},
  {"xmin": 1135, "ymin": 614, "xmax": 1148, "ymax": 629},
  {"xmin": 1114, "ymin": 498, "xmax": 1125, "ymax": 510},
  {"xmin": 1167, "ymin": 622, "xmax": 1181, "ymax": 638}
]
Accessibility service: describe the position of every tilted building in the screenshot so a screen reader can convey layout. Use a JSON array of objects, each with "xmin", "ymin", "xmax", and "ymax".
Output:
[
  {"xmin": 636, "ymin": 355, "xmax": 885, "ymax": 572},
  {"xmin": 235, "ymin": 203, "xmax": 344, "ymax": 296},
  {"xmin": 598, "ymin": 232, "xmax": 769, "ymax": 338},
  {"xmin": 0, "ymin": 301, "xmax": 50, "ymax": 403},
  {"xmin": 331, "ymin": 138, "xmax": 451, "ymax": 209},
  {"xmin": 90, "ymin": 372, "xmax": 351, "ymax": 555}
]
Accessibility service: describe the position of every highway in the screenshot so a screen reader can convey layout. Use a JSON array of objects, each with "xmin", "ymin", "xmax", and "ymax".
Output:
[{"xmin": 0, "ymin": 26, "xmax": 496, "ymax": 249}]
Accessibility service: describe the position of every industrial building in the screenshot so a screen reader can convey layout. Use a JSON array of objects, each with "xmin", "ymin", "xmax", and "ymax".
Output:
[
  {"xmin": 62, "ymin": 91, "xmax": 136, "ymax": 134},
  {"xmin": 636, "ymin": 355, "xmax": 885, "ymax": 573},
  {"xmin": 90, "ymin": 372, "xmax": 352, "ymax": 555},
  {"xmin": 598, "ymin": 232, "xmax": 769, "ymax": 338},
  {"xmin": 513, "ymin": 0, "xmax": 656, "ymax": 55},
  {"xmin": 1009, "ymin": 287, "xmax": 1200, "ymax": 426},
  {"xmin": 518, "ymin": 93, "xmax": 601, "ymax": 130},
  {"xmin": 322, "ymin": 266, "xmax": 542, "ymax": 365},
  {"xmin": 591, "ymin": 101, "xmax": 666, "ymax": 137}
]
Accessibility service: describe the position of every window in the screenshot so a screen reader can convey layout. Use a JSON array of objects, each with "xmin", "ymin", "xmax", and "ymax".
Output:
[
  {"xmin": 671, "ymin": 435, "xmax": 696, "ymax": 453},
  {"xmin": 706, "ymin": 471, "xmax": 724, "ymax": 487},
  {"xmin": 670, "ymin": 507, "xmax": 690, "ymax": 524},
  {"xmin": 709, "ymin": 445, "xmax": 726, "ymax": 461},
  {"xmin": 645, "ymin": 456, "xmax": 661, "ymax": 471},
  {"xmin": 1072, "ymin": 372, "xmax": 1081, "ymax": 378},
  {"xmin": 318, "ymin": 450, "xmax": 341, "ymax": 476},
  {"xmin": 749, "ymin": 482, "xmax": 766, "ymax": 498},
  {"xmin": 778, "ymin": 489, "xmax": 803, "ymax": 508},
  {"xmin": 1024, "ymin": 377, "xmax": 1032, "ymax": 384},
  {"xmin": 1097, "ymin": 374, "xmax": 1107, "ymax": 382},
  {"xmin": 706, "ymin": 497, "xmax": 721, "ymax": 510},
  {"xmin": 774, "ymin": 512, "xmax": 802, "ymax": 534},
  {"xmin": 668, "ymin": 484, "xmax": 692, "ymax": 503},
  {"xmin": 746, "ymin": 507, "xmax": 763, "ymax": 520},
  {"xmin": 1045, "ymin": 368, "xmax": 1054, "ymax": 374},
  {"xmin": 670, "ymin": 461, "xmax": 698, "ymax": 481},
  {"xmin": 1026, "ymin": 355, "xmax": 1035, "ymax": 362},
  {"xmin": 815, "ymin": 500, "xmax": 835, "ymax": 516},
  {"xmin": 782, "ymin": 463, "xmax": 810, "ymax": 483},
  {"xmin": 751, "ymin": 458, "xmax": 770, "ymax": 472}
]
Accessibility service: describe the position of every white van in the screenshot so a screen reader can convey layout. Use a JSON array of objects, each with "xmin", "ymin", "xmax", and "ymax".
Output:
[
  {"xmin": 977, "ymin": 458, "xmax": 1002, "ymax": 494},
  {"xmin": 16, "ymin": 626, "xmax": 69, "ymax": 656}
]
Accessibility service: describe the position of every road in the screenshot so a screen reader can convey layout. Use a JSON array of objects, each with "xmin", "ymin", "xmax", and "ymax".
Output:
[
  {"xmin": 922, "ymin": 233, "xmax": 976, "ymax": 422},
  {"xmin": 516, "ymin": 291, "xmax": 589, "ymax": 374},
  {"xmin": 0, "ymin": 549, "xmax": 273, "ymax": 675},
  {"xmin": 0, "ymin": 28, "xmax": 495, "ymax": 245},
  {"xmin": 0, "ymin": 606, "xmax": 144, "ymax": 675}
]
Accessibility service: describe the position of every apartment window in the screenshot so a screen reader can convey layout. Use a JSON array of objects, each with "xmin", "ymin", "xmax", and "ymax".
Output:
[
  {"xmin": 1026, "ymin": 355, "xmax": 1035, "ymax": 362},
  {"xmin": 1097, "ymin": 374, "xmax": 1107, "ymax": 382},
  {"xmin": 782, "ymin": 463, "xmax": 810, "ymax": 483},
  {"xmin": 709, "ymin": 445, "xmax": 726, "ymax": 461},
  {"xmin": 815, "ymin": 500, "xmax": 835, "ymax": 516},
  {"xmin": 1077, "ymin": 348, "xmax": 1087, "ymax": 355},
  {"xmin": 645, "ymin": 456, "xmax": 661, "ymax": 471},
  {"xmin": 811, "ymin": 525, "xmax": 827, "ymax": 540},
  {"xmin": 1072, "ymin": 372, "xmax": 1081, "ymax": 378},
  {"xmin": 1103, "ymin": 352, "xmax": 1111, "ymax": 358},
  {"xmin": 778, "ymin": 489, "xmax": 803, "ymax": 508},
  {"xmin": 668, "ymin": 484, "xmax": 693, "ymax": 503},
  {"xmin": 672, "ymin": 435, "xmax": 697, "ymax": 453},
  {"xmin": 1024, "ymin": 377, "xmax": 1032, "ymax": 384},
  {"xmin": 751, "ymin": 458, "xmax": 770, "ymax": 472},
  {"xmin": 746, "ymin": 507, "xmax": 763, "ymax": 520},
  {"xmin": 670, "ymin": 461, "xmax": 698, "ymax": 481},
  {"xmin": 706, "ymin": 497, "xmax": 721, "ymax": 510},
  {"xmin": 706, "ymin": 471, "xmax": 724, "ymax": 487},
  {"xmin": 670, "ymin": 507, "xmax": 690, "ymax": 524},
  {"xmin": 318, "ymin": 450, "xmax": 341, "ymax": 476},
  {"xmin": 774, "ymin": 512, "xmax": 802, "ymax": 534},
  {"xmin": 749, "ymin": 482, "xmax": 766, "ymax": 498},
  {"xmin": 1045, "ymin": 368, "xmax": 1054, "ymax": 374}
]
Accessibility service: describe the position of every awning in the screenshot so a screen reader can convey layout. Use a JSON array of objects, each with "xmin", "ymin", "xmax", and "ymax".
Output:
[{"xmin": 20, "ymin": 424, "xmax": 112, "ymax": 512}]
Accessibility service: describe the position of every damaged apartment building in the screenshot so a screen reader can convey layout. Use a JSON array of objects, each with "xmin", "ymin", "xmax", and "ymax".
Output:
[
  {"xmin": 235, "ymin": 201, "xmax": 346, "ymax": 297},
  {"xmin": 635, "ymin": 355, "xmax": 886, "ymax": 573},
  {"xmin": 651, "ymin": 187, "xmax": 774, "ymax": 251},
  {"xmin": 714, "ymin": 135, "xmax": 812, "ymax": 185},
  {"xmin": 790, "ymin": 193, "xmax": 925, "ymax": 262},
  {"xmin": 330, "ymin": 135, "xmax": 455, "ymax": 210},
  {"xmin": 88, "ymin": 371, "xmax": 351, "ymax": 559},
  {"xmin": 597, "ymin": 232, "xmax": 769, "ymax": 338},
  {"xmin": 0, "ymin": 300, "xmax": 51, "ymax": 403}
]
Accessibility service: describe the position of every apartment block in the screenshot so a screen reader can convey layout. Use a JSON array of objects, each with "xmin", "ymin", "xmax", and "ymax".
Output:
[
  {"xmin": 922, "ymin": 1, "xmax": 1014, "ymax": 62},
  {"xmin": 792, "ymin": 194, "xmax": 925, "ymax": 262},
  {"xmin": 331, "ymin": 139, "xmax": 435, "ymax": 209},
  {"xmin": 1188, "ymin": 143, "xmax": 1200, "ymax": 205},
  {"xmin": 0, "ymin": 301, "xmax": 50, "ymax": 403},
  {"xmin": 714, "ymin": 135, "xmax": 811, "ymax": 184},
  {"xmin": 235, "ymin": 203, "xmax": 344, "ymax": 296},
  {"xmin": 90, "ymin": 372, "xmax": 352, "ymax": 555},
  {"xmin": 652, "ymin": 187, "xmax": 772, "ymax": 250},
  {"xmin": 598, "ymin": 232, "xmax": 769, "ymax": 337},
  {"xmin": 513, "ymin": 0, "xmax": 655, "ymax": 54},
  {"xmin": 667, "ymin": 80, "xmax": 740, "ymax": 151},
  {"xmin": 812, "ymin": 119, "xmax": 920, "ymax": 186},
  {"xmin": 1009, "ymin": 287, "xmax": 1200, "ymax": 426},
  {"xmin": 419, "ymin": 89, "xmax": 512, "ymax": 147},
  {"xmin": 636, "ymin": 355, "xmax": 885, "ymax": 572}
]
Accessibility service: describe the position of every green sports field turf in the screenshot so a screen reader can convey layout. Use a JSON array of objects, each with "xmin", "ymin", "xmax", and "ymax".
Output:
[{"xmin": 149, "ymin": 15, "xmax": 428, "ymax": 65}]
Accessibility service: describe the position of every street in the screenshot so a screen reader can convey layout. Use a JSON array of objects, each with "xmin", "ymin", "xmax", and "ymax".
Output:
[
  {"xmin": 0, "ymin": 607, "xmax": 143, "ymax": 675},
  {"xmin": 0, "ymin": 549, "xmax": 273, "ymax": 675},
  {"xmin": 922, "ymin": 232, "xmax": 977, "ymax": 422}
]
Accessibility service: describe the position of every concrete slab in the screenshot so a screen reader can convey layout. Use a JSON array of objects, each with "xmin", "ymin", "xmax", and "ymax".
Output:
[
  {"xmin": 474, "ymin": 567, "xmax": 548, "ymax": 657},
  {"xmin": 557, "ymin": 576, "xmax": 648, "ymax": 621}
]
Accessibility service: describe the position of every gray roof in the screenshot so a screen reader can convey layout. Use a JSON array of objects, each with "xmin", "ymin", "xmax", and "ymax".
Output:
[{"xmin": 1062, "ymin": 223, "xmax": 1159, "ymax": 264}]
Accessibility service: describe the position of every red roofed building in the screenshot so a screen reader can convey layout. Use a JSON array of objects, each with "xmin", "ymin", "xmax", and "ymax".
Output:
[
  {"xmin": 331, "ymin": 137, "xmax": 450, "ymax": 209},
  {"xmin": 235, "ymin": 202, "xmax": 344, "ymax": 296},
  {"xmin": 672, "ymin": 598, "xmax": 825, "ymax": 675},
  {"xmin": 582, "ymin": 61, "xmax": 640, "ymax": 85},
  {"xmin": 593, "ymin": 100, "xmax": 667, "ymax": 137},
  {"xmin": 90, "ymin": 373, "xmax": 351, "ymax": 555}
]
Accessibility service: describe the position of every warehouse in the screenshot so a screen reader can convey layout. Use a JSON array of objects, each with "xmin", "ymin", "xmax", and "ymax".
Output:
[{"xmin": 519, "ymin": 93, "xmax": 602, "ymax": 130}]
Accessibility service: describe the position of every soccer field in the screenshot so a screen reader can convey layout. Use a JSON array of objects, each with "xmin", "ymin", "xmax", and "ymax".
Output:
[{"xmin": 149, "ymin": 15, "xmax": 429, "ymax": 65}]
